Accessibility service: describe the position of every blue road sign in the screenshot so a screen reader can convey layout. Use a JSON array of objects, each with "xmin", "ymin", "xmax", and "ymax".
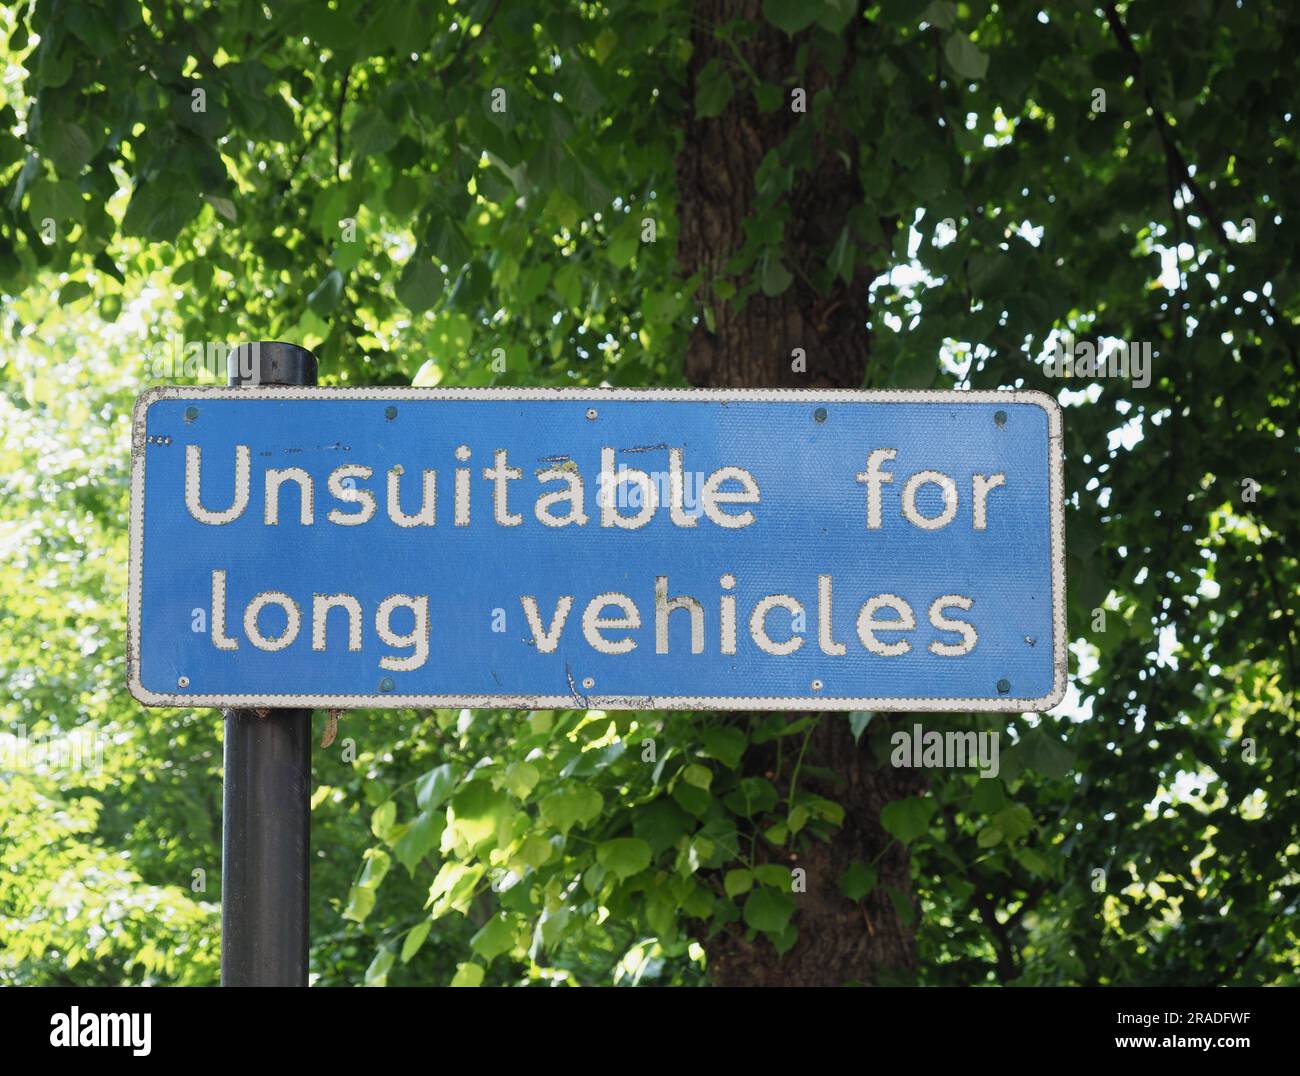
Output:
[{"xmin": 128, "ymin": 388, "xmax": 1065, "ymax": 711}]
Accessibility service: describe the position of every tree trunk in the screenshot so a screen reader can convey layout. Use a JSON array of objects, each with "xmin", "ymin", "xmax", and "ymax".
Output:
[{"xmin": 675, "ymin": 0, "xmax": 923, "ymax": 986}]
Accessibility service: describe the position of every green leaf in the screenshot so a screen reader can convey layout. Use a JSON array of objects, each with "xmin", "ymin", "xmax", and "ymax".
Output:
[
  {"xmin": 887, "ymin": 885, "xmax": 915, "ymax": 927},
  {"xmin": 817, "ymin": 0, "xmax": 860, "ymax": 33},
  {"xmin": 1021, "ymin": 729, "xmax": 1076, "ymax": 779},
  {"xmin": 695, "ymin": 60, "xmax": 734, "ymax": 119},
  {"xmin": 400, "ymin": 920, "xmax": 431, "ymax": 963},
  {"xmin": 470, "ymin": 913, "xmax": 516, "ymax": 961},
  {"xmin": 743, "ymin": 887, "xmax": 795, "ymax": 933},
  {"xmin": 596, "ymin": 837, "xmax": 653, "ymax": 880},
  {"xmin": 970, "ymin": 778, "xmax": 1007, "ymax": 814},
  {"xmin": 754, "ymin": 864, "xmax": 792, "ymax": 889},
  {"xmin": 944, "ymin": 33, "xmax": 989, "ymax": 81},
  {"xmin": 342, "ymin": 884, "xmax": 376, "ymax": 923},
  {"xmin": 724, "ymin": 868, "xmax": 753, "ymax": 897},
  {"xmin": 364, "ymin": 945, "xmax": 395, "ymax": 986},
  {"xmin": 977, "ymin": 825, "xmax": 1003, "ymax": 848},
  {"xmin": 828, "ymin": 225, "xmax": 855, "ymax": 283},
  {"xmin": 385, "ymin": 174, "xmax": 421, "ymax": 217},
  {"xmin": 415, "ymin": 762, "xmax": 456, "ymax": 810},
  {"xmin": 805, "ymin": 796, "xmax": 845, "ymax": 827},
  {"xmin": 539, "ymin": 786, "xmax": 603, "ymax": 835},
  {"xmin": 879, "ymin": 796, "xmax": 936, "ymax": 845},
  {"xmin": 992, "ymin": 804, "xmax": 1034, "ymax": 842},
  {"xmin": 43, "ymin": 120, "xmax": 94, "ymax": 174},
  {"xmin": 922, "ymin": 1, "xmax": 957, "ymax": 30},
  {"xmin": 608, "ymin": 231, "xmax": 638, "ymax": 268},
  {"xmin": 206, "ymin": 195, "xmax": 237, "ymax": 222},
  {"xmin": 760, "ymin": 251, "xmax": 793, "ymax": 296},
  {"xmin": 553, "ymin": 262, "xmax": 582, "ymax": 309},
  {"xmin": 358, "ymin": 847, "xmax": 391, "ymax": 889},
  {"xmin": 633, "ymin": 801, "xmax": 693, "ymax": 854},
  {"xmin": 428, "ymin": 861, "xmax": 485, "ymax": 916},
  {"xmin": 770, "ymin": 922, "xmax": 799, "ymax": 956},
  {"xmin": 848, "ymin": 711, "xmax": 874, "ymax": 743},
  {"xmin": 121, "ymin": 178, "xmax": 198, "ymax": 241},
  {"xmin": 700, "ymin": 726, "xmax": 747, "ymax": 769},
  {"xmin": 308, "ymin": 269, "xmax": 344, "ymax": 317},
  {"xmin": 58, "ymin": 281, "xmax": 92, "ymax": 305},
  {"xmin": 515, "ymin": 833, "xmax": 553, "ymax": 868},
  {"xmin": 593, "ymin": 27, "xmax": 618, "ymax": 64},
  {"xmin": 1015, "ymin": 848, "xmax": 1052, "ymax": 877},
  {"xmin": 396, "ymin": 255, "xmax": 442, "ymax": 314},
  {"xmin": 27, "ymin": 179, "xmax": 84, "ymax": 226},
  {"xmin": 672, "ymin": 781, "xmax": 711, "ymax": 817},
  {"xmin": 425, "ymin": 213, "xmax": 472, "ymax": 268},
  {"xmin": 681, "ymin": 763, "xmax": 713, "ymax": 790},
  {"xmin": 838, "ymin": 861, "xmax": 878, "ymax": 901},
  {"xmin": 446, "ymin": 782, "xmax": 511, "ymax": 852},
  {"xmin": 393, "ymin": 811, "xmax": 445, "ymax": 875},
  {"xmin": 412, "ymin": 359, "xmax": 443, "ymax": 386},
  {"xmin": 502, "ymin": 760, "xmax": 540, "ymax": 800},
  {"xmin": 370, "ymin": 800, "xmax": 397, "ymax": 841},
  {"xmin": 646, "ymin": 890, "xmax": 677, "ymax": 942},
  {"xmin": 891, "ymin": 347, "xmax": 939, "ymax": 389},
  {"xmin": 723, "ymin": 777, "xmax": 778, "ymax": 817},
  {"xmin": 763, "ymin": 0, "xmax": 820, "ymax": 34},
  {"xmin": 540, "ymin": 904, "xmax": 574, "ymax": 949},
  {"xmin": 350, "ymin": 107, "xmax": 399, "ymax": 159},
  {"xmin": 570, "ymin": 161, "xmax": 611, "ymax": 213},
  {"xmin": 753, "ymin": 82, "xmax": 783, "ymax": 112},
  {"xmin": 450, "ymin": 961, "xmax": 485, "ymax": 987}
]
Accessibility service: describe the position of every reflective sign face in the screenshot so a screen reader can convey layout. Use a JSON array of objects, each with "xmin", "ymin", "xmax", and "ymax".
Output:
[{"xmin": 128, "ymin": 388, "xmax": 1065, "ymax": 711}]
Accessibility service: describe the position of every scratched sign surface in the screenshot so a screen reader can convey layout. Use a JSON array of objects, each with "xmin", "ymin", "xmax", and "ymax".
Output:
[{"xmin": 128, "ymin": 388, "xmax": 1065, "ymax": 711}]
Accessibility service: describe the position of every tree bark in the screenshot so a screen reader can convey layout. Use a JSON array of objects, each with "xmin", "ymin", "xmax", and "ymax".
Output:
[{"xmin": 675, "ymin": 0, "xmax": 923, "ymax": 986}]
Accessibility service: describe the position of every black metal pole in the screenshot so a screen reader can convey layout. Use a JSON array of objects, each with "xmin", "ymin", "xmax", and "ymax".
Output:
[{"xmin": 221, "ymin": 341, "xmax": 317, "ymax": 987}]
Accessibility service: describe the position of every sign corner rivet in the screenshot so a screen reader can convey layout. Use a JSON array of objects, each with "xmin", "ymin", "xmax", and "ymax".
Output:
[
  {"xmin": 585, "ymin": 408, "xmax": 598, "ymax": 420},
  {"xmin": 184, "ymin": 406, "xmax": 199, "ymax": 422},
  {"xmin": 811, "ymin": 679, "xmax": 823, "ymax": 691},
  {"xmin": 582, "ymin": 676, "xmax": 595, "ymax": 689},
  {"xmin": 385, "ymin": 405, "xmax": 398, "ymax": 420},
  {"xmin": 997, "ymin": 678, "xmax": 1011, "ymax": 694},
  {"xmin": 994, "ymin": 409, "xmax": 1007, "ymax": 426},
  {"xmin": 813, "ymin": 407, "xmax": 828, "ymax": 423},
  {"xmin": 379, "ymin": 676, "xmax": 395, "ymax": 692},
  {"xmin": 177, "ymin": 675, "xmax": 190, "ymax": 688}
]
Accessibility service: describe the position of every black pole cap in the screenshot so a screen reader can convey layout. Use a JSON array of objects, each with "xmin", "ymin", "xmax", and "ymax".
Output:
[{"xmin": 227, "ymin": 341, "xmax": 318, "ymax": 387}]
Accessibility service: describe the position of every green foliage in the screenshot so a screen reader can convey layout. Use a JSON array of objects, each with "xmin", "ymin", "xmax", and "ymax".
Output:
[{"xmin": 0, "ymin": 0, "xmax": 1296, "ymax": 986}]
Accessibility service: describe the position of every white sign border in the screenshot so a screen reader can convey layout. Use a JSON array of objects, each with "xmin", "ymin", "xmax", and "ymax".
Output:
[{"xmin": 128, "ymin": 387, "xmax": 1067, "ymax": 713}]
